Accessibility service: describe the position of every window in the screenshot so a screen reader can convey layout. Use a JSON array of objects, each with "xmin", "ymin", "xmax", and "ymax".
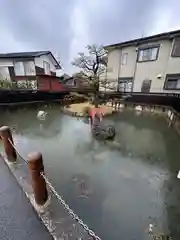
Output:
[
  {"xmin": 27, "ymin": 80, "xmax": 37, "ymax": 90},
  {"xmin": 43, "ymin": 61, "xmax": 51, "ymax": 75},
  {"xmin": 164, "ymin": 74, "xmax": 180, "ymax": 90},
  {"xmin": 17, "ymin": 80, "xmax": 27, "ymax": 89},
  {"xmin": 171, "ymin": 38, "xmax": 180, "ymax": 57},
  {"xmin": 0, "ymin": 67, "xmax": 10, "ymax": 80},
  {"xmin": 141, "ymin": 79, "xmax": 152, "ymax": 92},
  {"xmin": 66, "ymin": 79, "xmax": 75, "ymax": 86},
  {"xmin": 14, "ymin": 62, "xmax": 24, "ymax": 76},
  {"xmin": 17, "ymin": 80, "xmax": 37, "ymax": 90},
  {"xmin": 138, "ymin": 46, "xmax": 159, "ymax": 62},
  {"xmin": 24, "ymin": 61, "xmax": 35, "ymax": 75},
  {"xmin": 14, "ymin": 61, "xmax": 35, "ymax": 76},
  {"xmin": 118, "ymin": 78, "xmax": 133, "ymax": 92},
  {"xmin": 121, "ymin": 53, "xmax": 128, "ymax": 65}
]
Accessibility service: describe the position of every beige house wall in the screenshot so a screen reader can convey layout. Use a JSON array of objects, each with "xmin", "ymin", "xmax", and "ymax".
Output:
[
  {"xmin": 101, "ymin": 49, "xmax": 120, "ymax": 91},
  {"xmin": 106, "ymin": 38, "xmax": 180, "ymax": 93},
  {"xmin": 119, "ymin": 46, "xmax": 137, "ymax": 78},
  {"xmin": 134, "ymin": 40, "xmax": 172, "ymax": 92}
]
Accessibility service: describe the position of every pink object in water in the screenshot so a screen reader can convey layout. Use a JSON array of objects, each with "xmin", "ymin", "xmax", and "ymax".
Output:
[{"xmin": 89, "ymin": 108, "xmax": 103, "ymax": 126}]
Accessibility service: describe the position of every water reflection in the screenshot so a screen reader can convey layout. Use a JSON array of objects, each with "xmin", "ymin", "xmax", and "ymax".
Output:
[
  {"xmin": 62, "ymin": 173, "xmax": 107, "ymax": 233},
  {"xmin": 1, "ymin": 105, "xmax": 180, "ymax": 239}
]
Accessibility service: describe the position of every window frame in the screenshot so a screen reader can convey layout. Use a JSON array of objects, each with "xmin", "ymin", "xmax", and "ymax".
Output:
[
  {"xmin": 23, "ymin": 61, "xmax": 36, "ymax": 76},
  {"xmin": 121, "ymin": 52, "xmax": 128, "ymax": 65},
  {"xmin": 118, "ymin": 77, "xmax": 133, "ymax": 92},
  {"xmin": 141, "ymin": 79, "xmax": 152, "ymax": 93},
  {"xmin": 14, "ymin": 60, "xmax": 35, "ymax": 76},
  {"xmin": 0, "ymin": 66, "xmax": 11, "ymax": 80},
  {"xmin": 14, "ymin": 61, "xmax": 25, "ymax": 76},
  {"xmin": 171, "ymin": 38, "xmax": 180, "ymax": 57},
  {"xmin": 17, "ymin": 79, "xmax": 37, "ymax": 90},
  {"xmin": 43, "ymin": 61, "xmax": 51, "ymax": 75},
  {"xmin": 137, "ymin": 44, "xmax": 160, "ymax": 63},
  {"xmin": 164, "ymin": 74, "xmax": 180, "ymax": 90}
]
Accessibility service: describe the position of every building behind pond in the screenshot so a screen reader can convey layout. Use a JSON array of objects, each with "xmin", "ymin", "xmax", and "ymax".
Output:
[
  {"xmin": 0, "ymin": 51, "xmax": 65, "ymax": 92},
  {"xmin": 103, "ymin": 29, "xmax": 180, "ymax": 93}
]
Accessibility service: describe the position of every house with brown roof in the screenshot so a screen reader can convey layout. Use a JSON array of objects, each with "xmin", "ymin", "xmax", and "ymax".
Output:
[{"xmin": 63, "ymin": 72, "xmax": 90, "ymax": 88}]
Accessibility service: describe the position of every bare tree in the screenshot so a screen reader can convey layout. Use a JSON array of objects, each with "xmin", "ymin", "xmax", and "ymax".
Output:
[{"xmin": 72, "ymin": 44, "xmax": 108, "ymax": 107}]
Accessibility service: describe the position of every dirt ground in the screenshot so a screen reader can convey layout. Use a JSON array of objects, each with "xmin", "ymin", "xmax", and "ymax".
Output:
[{"xmin": 64, "ymin": 102, "xmax": 114, "ymax": 116}]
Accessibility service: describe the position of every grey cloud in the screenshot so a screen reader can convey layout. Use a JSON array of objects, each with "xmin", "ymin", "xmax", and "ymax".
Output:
[
  {"xmin": 0, "ymin": 0, "xmax": 179, "ymax": 73},
  {"xmin": 0, "ymin": 0, "xmax": 77, "ymax": 70},
  {"xmin": 85, "ymin": 0, "xmax": 168, "ymax": 45},
  {"xmin": 89, "ymin": 0, "xmax": 180, "ymax": 46}
]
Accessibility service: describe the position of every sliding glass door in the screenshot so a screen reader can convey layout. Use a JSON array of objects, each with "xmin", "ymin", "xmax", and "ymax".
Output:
[{"xmin": 118, "ymin": 78, "xmax": 133, "ymax": 92}]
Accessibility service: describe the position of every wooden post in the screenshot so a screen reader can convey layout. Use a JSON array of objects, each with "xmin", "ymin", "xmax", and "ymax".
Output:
[
  {"xmin": 0, "ymin": 126, "xmax": 17, "ymax": 162},
  {"xmin": 28, "ymin": 152, "xmax": 48, "ymax": 205}
]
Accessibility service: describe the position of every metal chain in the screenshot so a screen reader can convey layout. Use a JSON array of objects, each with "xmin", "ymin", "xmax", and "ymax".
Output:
[
  {"xmin": 7, "ymin": 138, "xmax": 101, "ymax": 239},
  {"xmin": 7, "ymin": 138, "xmax": 28, "ymax": 163},
  {"xmin": 41, "ymin": 172, "xmax": 102, "ymax": 240}
]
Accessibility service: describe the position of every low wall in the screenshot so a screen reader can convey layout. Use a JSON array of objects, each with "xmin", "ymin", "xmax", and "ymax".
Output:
[
  {"xmin": 102, "ymin": 92, "xmax": 180, "ymax": 113},
  {"xmin": 104, "ymin": 96, "xmax": 180, "ymax": 136},
  {"xmin": 0, "ymin": 90, "xmax": 69, "ymax": 105}
]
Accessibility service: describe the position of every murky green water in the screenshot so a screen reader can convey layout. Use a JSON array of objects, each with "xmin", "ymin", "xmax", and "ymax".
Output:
[{"xmin": 1, "ymin": 105, "xmax": 180, "ymax": 239}]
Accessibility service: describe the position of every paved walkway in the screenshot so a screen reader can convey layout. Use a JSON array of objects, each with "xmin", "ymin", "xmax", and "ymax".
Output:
[{"xmin": 0, "ymin": 156, "xmax": 53, "ymax": 240}]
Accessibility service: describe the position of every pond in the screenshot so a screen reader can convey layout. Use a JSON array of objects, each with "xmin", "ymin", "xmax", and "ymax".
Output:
[{"xmin": 0, "ymin": 104, "xmax": 180, "ymax": 240}]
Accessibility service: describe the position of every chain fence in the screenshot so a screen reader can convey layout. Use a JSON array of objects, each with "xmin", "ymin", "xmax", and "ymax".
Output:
[{"xmin": 7, "ymin": 138, "xmax": 102, "ymax": 240}]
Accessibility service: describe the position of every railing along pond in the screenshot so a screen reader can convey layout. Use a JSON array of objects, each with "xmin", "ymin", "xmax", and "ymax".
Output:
[{"xmin": 0, "ymin": 126, "xmax": 101, "ymax": 240}]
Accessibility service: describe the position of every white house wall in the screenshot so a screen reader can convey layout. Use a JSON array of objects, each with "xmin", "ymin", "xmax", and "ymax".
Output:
[
  {"xmin": 0, "ymin": 59, "xmax": 13, "ymax": 67},
  {"xmin": 35, "ymin": 54, "xmax": 56, "ymax": 72},
  {"xmin": 0, "ymin": 53, "xmax": 58, "ymax": 81}
]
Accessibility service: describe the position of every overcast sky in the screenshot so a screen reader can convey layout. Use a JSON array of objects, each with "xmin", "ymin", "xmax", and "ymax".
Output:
[{"xmin": 0, "ymin": 0, "xmax": 180, "ymax": 74}]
